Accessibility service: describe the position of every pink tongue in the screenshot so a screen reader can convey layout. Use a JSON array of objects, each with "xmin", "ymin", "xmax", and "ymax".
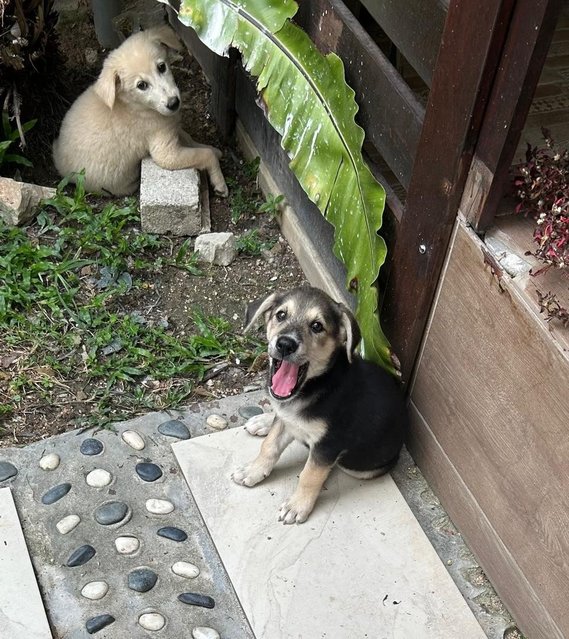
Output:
[{"xmin": 271, "ymin": 361, "xmax": 299, "ymax": 397}]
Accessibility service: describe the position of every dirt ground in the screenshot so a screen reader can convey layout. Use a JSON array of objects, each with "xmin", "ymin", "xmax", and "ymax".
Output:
[{"xmin": 0, "ymin": 3, "xmax": 305, "ymax": 447}]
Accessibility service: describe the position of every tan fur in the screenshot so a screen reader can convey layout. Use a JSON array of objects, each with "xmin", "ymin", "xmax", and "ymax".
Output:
[{"xmin": 53, "ymin": 27, "xmax": 228, "ymax": 197}]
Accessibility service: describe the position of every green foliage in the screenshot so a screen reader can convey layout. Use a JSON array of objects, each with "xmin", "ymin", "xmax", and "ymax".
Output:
[
  {"xmin": 176, "ymin": 0, "xmax": 396, "ymax": 374},
  {"xmin": 258, "ymin": 193, "xmax": 285, "ymax": 217},
  {"xmin": 0, "ymin": 114, "xmax": 36, "ymax": 169},
  {"xmin": 0, "ymin": 175, "xmax": 260, "ymax": 428},
  {"xmin": 236, "ymin": 229, "xmax": 275, "ymax": 256}
]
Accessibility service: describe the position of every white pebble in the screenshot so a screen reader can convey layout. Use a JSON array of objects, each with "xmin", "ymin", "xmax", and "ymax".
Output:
[
  {"xmin": 56, "ymin": 514, "xmax": 81, "ymax": 535},
  {"xmin": 122, "ymin": 429, "xmax": 145, "ymax": 450},
  {"xmin": 146, "ymin": 498, "xmax": 174, "ymax": 514},
  {"xmin": 192, "ymin": 628, "xmax": 220, "ymax": 639},
  {"xmin": 86, "ymin": 468, "xmax": 112, "ymax": 487},
  {"xmin": 139, "ymin": 613, "xmax": 166, "ymax": 631},
  {"xmin": 115, "ymin": 536, "xmax": 140, "ymax": 555},
  {"xmin": 171, "ymin": 561, "xmax": 200, "ymax": 579},
  {"xmin": 206, "ymin": 414, "xmax": 228, "ymax": 430},
  {"xmin": 39, "ymin": 453, "xmax": 60, "ymax": 470},
  {"xmin": 81, "ymin": 581, "xmax": 109, "ymax": 600}
]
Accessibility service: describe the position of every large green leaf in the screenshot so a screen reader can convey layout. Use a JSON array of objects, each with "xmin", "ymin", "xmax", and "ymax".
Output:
[{"xmin": 172, "ymin": 0, "xmax": 397, "ymax": 374}]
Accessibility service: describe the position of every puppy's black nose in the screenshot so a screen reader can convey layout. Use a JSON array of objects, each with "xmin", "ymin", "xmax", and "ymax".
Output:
[
  {"xmin": 276, "ymin": 335, "xmax": 298, "ymax": 357},
  {"xmin": 167, "ymin": 96, "xmax": 180, "ymax": 111}
]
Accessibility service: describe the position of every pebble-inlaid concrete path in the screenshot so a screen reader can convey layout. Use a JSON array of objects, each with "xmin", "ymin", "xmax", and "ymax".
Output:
[{"xmin": 0, "ymin": 390, "xmax": 268, "ymax": 639}]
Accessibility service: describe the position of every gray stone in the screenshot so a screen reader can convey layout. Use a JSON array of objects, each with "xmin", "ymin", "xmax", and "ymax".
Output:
[
  {"xmin": 80, "ymin": 438, "xmax": 104, "ymax": 456},
  {"xmin": 0, "ymin": 461, "xmax": 18, "ymax": 482},
  {"xmin": 95, "ymin": 501, "xmax": 129, "ymax": 525},
  {"xmin": 128, "ymin": 567, "xmax": 158, "ymax": 592},
  {"xmin": 157, "ymin": 526, "xmax": 187, "ymax": 542},
  {"xmin": 158, "ymin": 419, "xmax": 190, "ymax": 440},
  {"xmin": 135, "ymin": 462, "xmax": 163, "ymax": 482},
  {"xmin": 195, "ymin": 232, "xmax": 236, "ymax": 266},
  {"xmin": 178, "ymin": 592, "xmax": 215, "ymax": 609},
  {"xmin": 238, "ymin": 405, "xmax": 264, "ymax": 419},
  {"xmin": 0, "ymin": 177, "xmax": 55, "ymax": 226},
  {"xmin": 86, "ymin": 614, "xmax": 115, "ymax": 634},
  {"xmin": 41, "ymin": 483, "xmax": 71, "ymax": 504},
  {"xmin": 66, "ymin": 544, "xmax": 96, "ymax": 567},
  {"xmin": 140, "ymin": 158, "xmax": 208, "ymax": 236}
]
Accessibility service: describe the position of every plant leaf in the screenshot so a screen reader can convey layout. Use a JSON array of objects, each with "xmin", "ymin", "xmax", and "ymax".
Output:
[{"xmin": 174, "ymin": 0, "xmax": 396, "ymax": 373}]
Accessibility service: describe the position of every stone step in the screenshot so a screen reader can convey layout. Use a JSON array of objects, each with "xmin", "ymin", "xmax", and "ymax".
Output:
[
  {"xmin": 0, "ymin": 487, "xmax": 52, "ymax": 639},
  {"xmin": 173, "ymin": 429, "xmax": 488, "ymax": 639}
]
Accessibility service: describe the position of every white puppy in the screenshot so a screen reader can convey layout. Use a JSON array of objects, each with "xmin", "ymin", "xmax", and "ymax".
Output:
[{"xmin": 53, "ymin": 26, "xmax": 228, "ymax": 197}]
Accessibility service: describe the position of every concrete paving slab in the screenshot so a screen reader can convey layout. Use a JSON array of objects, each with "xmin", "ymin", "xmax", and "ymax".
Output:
[
  {"xmin": 0, "ymin": 393, "xmax": 268, "ymax": 639},
  {"xmin": 0, "ymin": 487, "xmax": 52, "ymax": 639},
  {"xmin": 173, "ymin": 429, "xmax": 488, "ymax": 639}
]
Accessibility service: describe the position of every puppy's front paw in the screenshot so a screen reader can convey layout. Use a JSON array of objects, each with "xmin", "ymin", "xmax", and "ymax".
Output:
[
  {"xmin": 278, "ymin": 494, "xmax": 315, "ymax": 525},
  {"xmin": 244, "ymin": 412, "xmax": 274, "ymax": 437},
  {"xmin": 231, "ymin": 462, "xmax": 269, "ymax": 487},
  {"xmin": 214, "ymin": 181, "xmax": 229, "ymax": 198}
]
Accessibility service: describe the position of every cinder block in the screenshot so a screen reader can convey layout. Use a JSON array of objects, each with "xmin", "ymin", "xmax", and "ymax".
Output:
[{"xmin": 139, "ymin": 158, "xmax": 210, "ymax": 236}]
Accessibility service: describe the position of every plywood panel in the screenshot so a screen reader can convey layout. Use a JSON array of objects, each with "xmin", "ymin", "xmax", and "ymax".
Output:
[{"xmin": 411, "ymin": 221, "xmax": 569, "ymax": 638}]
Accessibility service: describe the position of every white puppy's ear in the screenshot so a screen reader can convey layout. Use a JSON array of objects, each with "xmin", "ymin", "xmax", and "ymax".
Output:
[
  {"xmin": 94, "ymin": 61, "xmax": 119, "ymax": 110},
  {"xmin": 148, "ymin": 25, "xmax": 182, "ymax": 51},
  {"xmin": 244, "ymin": 292, "xmax": 280, "ymax": 333},
  {"xmin": 337, "ymin": 303, "xmax": 361, "ymax": 362}
]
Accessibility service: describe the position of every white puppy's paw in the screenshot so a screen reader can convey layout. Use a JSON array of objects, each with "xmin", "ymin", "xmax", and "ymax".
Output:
[
  {"xmin": 231, "ymin": 462, "xmax": 270, "ymax": 487},
  {"xmin": 278, "ymin": 494, "xmax": 315, "ymax": 525},
  {"xmin": 244, "ymin": 412, "xmax": 274, "ymax": 437}
]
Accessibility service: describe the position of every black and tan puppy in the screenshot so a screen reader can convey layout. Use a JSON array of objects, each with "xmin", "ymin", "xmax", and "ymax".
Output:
[{"xmin": 231, "ymin": 286, "xmax": 408, "ymax": 524}]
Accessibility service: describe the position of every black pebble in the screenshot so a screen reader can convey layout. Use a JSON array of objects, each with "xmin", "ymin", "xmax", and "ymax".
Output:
[
  {"xmin": 0, "ymin": 461, "xmax": 18, "ymax": 482},
  {"xmin": 238, "ymin": 405, "xmax": 264, "ymax": 419},
  {"xmin": 128, "ymin": 567, "xmax": 158, "ymax": 592},
  {"xmin": 41, "ymin": 483, "xmax": 71, "ymax": 505},
  {"xmin": 157, "ymin": 419, "xmax": 190, "ymax": 440},
  {"xmin": 178, "ymin": 592, "xmax": 215, "ymax": 608},
  {"xmin": 67, "ymin": 544, "xmax": 96, "ymax": 567},
  {"xmin": 157, "ymin": 526, "xmax": 187, "ymax": 542},
  {"xmin": 95, "ymin": 501, "xmax": 129, "ymax": 525},
  {"xmin": 135, "ymin": 462, "xmax": 163, "ymax": 482},
  {"xmin": 86, "ymin": 614, "xmax": 115, "ymax": 634},
  {"xmin": 80, "ymin": 438, "xmax": 104, "ymax": 456}
]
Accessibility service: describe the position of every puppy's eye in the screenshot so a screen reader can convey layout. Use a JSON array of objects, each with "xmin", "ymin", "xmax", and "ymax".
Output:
[
  {"xmin": 137, "ymin": 81, "xmax": 148, "ymax": 91},
  {"xmin": 310, "ymin": 320, "xmax": 324, "ymax": 334},
  {"xmin": 275, "ymin": 310, "xmax": 287, "ymax": 322},
  {"xmin": 157, "ymin": 62, "xmax": 167, "ymax": 74}
]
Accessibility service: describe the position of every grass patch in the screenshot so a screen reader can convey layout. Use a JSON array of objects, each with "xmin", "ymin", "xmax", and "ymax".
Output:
[{"xmin": 0, "ymin": 175, "xmax": 262, "ymax": 431}]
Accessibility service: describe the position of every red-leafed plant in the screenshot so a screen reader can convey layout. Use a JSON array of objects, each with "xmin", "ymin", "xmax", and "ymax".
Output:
[{"xmin": 513, "ymin": 129, "xmax": 569, "ymax": 269}]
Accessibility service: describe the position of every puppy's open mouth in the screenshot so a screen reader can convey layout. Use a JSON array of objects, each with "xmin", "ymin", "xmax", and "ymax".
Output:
[{"xmin": 269, "ymin": 358, "xmax": 308, "ymax": 400}]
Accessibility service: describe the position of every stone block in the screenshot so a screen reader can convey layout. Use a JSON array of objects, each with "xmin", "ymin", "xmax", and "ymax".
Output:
[
  {"xmin": 0, "ymin": 177, "xmax": 55, "ymax": 226},
  {"xmin": 139, "ymin": 158, "xmax": 210, "ymax": 236},
  {"xmin": 194, "ymin": 232, "xmax": 237, "ymax": 266}
]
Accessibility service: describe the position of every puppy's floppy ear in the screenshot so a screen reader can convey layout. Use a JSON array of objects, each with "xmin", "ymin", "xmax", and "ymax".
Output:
[
  {"xmin": 148, "ymin": 25, "xmax": 183, "ymax": 51},
  {"xmin": 94, "ymin": 58, "xmax": 119, "ymax": 109},
  {"xmin": 337, "ymin": 303, "xmax": 361, "ymax": 362},
  {"xmin": 244, "ymin": 292, "xmax": 280, "ymax": 333}
]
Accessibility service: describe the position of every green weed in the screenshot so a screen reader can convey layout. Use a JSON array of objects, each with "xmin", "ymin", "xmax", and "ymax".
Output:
[
  {"xmin": 258, "ymin": 193, "xmax": 285, "ymax": 216},
  {"xmin": 0, "ymin": 175, "xmax": 261, "ymax": 432},
  {"xmin": 236, "ymin": 229, "xmax": 275, "ymax": 256},
  {"xmin": 0, "ymin": 114, "xmax": 36, "ymax": 170}
]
